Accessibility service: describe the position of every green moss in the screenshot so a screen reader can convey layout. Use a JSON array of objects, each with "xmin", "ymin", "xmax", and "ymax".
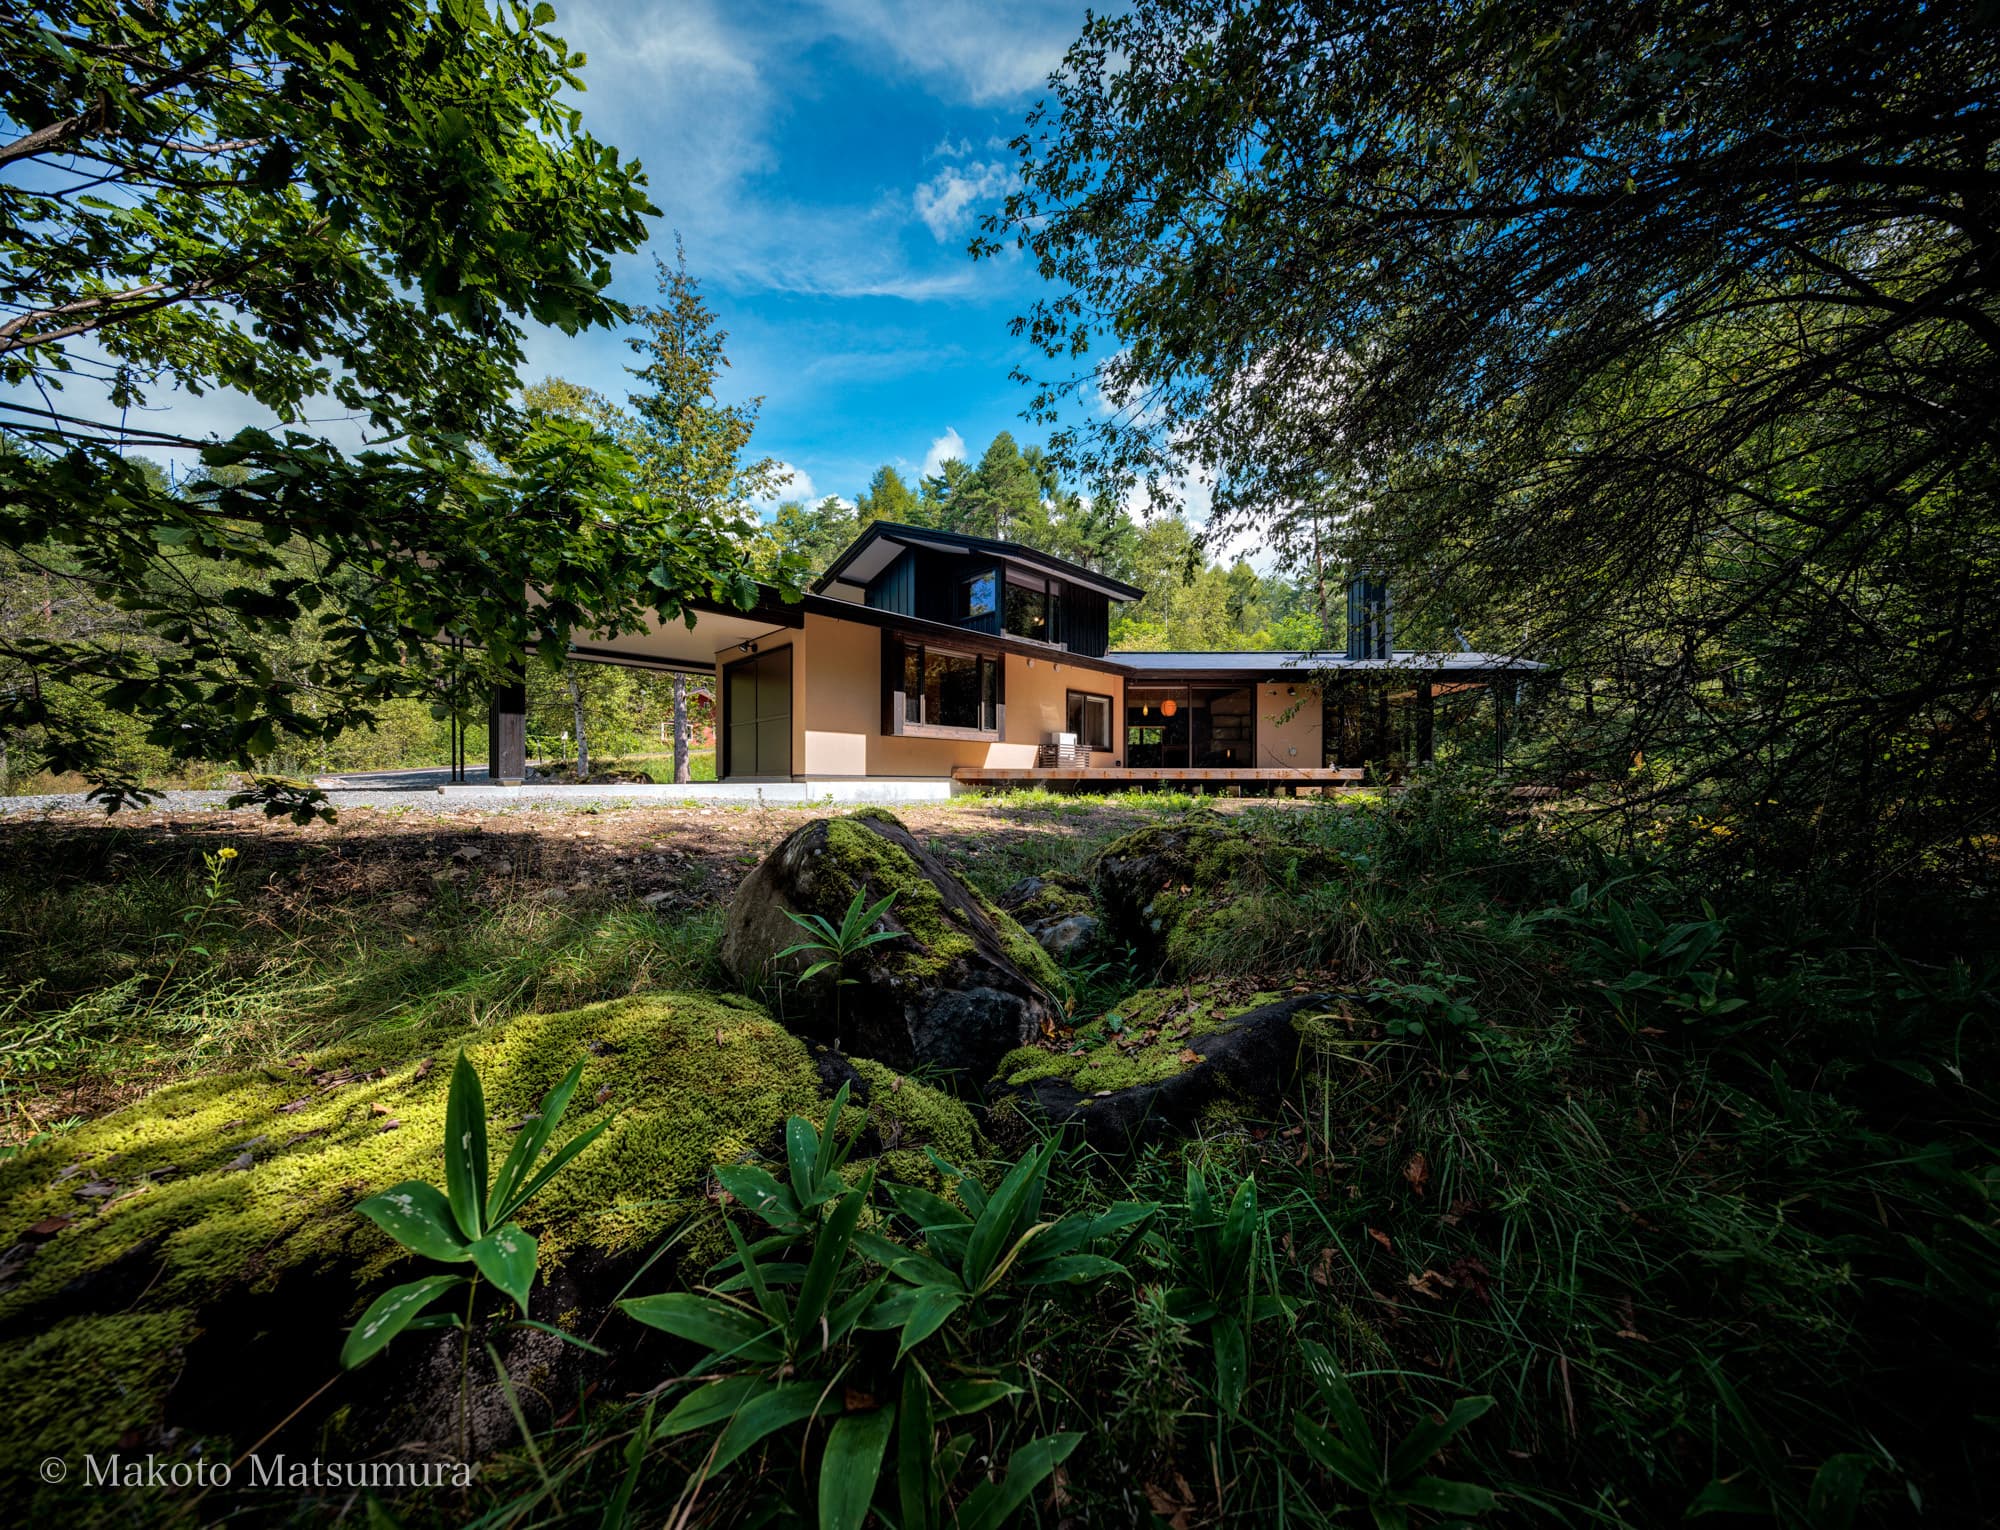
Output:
[
  {"xmin": 844, "ymin": 1057, "xmax": 986, "ymax": 1187},
  {"xmin": 994, "ymin": 981, "xmax": 1276, "ymax": 1093},
  {"xmin": 0, "ymin": 1311, "xmax": 196, "ymax": 1468},
  {"xmin": 817, "ymin": 815, "xmax": 1059, "ymax": 992},
  {"xmin": 0, "ymin": 992, "xmax": 827, "ymax": 1326}
]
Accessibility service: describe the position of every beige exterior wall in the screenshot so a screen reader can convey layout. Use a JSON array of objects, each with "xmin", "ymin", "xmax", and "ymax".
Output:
[
  {"xmin": 1254, "ymin": 681, "xmax": 1323, "ymax": 769},
  {"xmin": 718, "ymin": 609, "xmax": 1127, "ymax": 779}
]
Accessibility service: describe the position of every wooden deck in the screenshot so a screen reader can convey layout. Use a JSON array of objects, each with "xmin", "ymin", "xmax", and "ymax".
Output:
[{"xmin": 953, "ymin": 765, "xmax": 1365, "ymax": 791}]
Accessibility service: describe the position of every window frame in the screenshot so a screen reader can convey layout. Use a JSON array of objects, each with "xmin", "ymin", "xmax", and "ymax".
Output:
[
  {"xmin": 1065, "ymin": 688, "xmax": 1114, "ymax": 751},
  {"xmin": 960, "ymin": 570, "xmax": 997, "ymax": 620},
  {"xmin": 886, "ymin": 639, "xmax": 1004, "ymax": 740}
]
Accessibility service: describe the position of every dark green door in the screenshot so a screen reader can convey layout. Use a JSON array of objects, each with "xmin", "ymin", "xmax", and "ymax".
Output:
[{"xmin": 724, "ymin": 648, "xmax": 792, "ymax": 778}]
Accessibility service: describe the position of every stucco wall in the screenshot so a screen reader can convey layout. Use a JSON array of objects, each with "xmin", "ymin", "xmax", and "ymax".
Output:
[
  {"xmin": 1255, "ymin": 681, "xmax": 1323, "ymax": 769},
  {"xmin": 728, "ymin": 611, "xmax": 1124, "ymax": 779}
]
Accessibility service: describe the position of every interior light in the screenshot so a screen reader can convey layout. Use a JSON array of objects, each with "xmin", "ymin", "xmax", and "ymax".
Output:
[{"xmin": 1162, "ymin": 699, "xmax": 1178, "ymax": 717}]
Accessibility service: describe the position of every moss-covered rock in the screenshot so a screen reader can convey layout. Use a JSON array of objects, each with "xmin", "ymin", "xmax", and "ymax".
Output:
[
  {"xmin": 0, "ymin": 989, "xmax": 982, "ymax": 1478},
  {"xmin": 720, "ymin": 812, "xmax": 1062, "ymax": 1083},
  {"xmin": 997, "ymin": 872, "xmax": 1104, "ymax": 960},
  {"xmin": 995, "ymin": 989, "xmax": 1358, "ymax": 1152},
  {"xmin": 1092, "ymin": 813, "xmax": 1348, "ymax": 972}
]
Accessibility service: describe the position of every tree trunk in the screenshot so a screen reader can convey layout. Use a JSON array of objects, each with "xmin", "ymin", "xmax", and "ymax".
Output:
[
  {"xmin": 566, "ymin": 665, "xmax": 590, "ymax": 782},
  {"xmin": 672, "ymin": 673, "xmax": 691, "ymax": 784}
]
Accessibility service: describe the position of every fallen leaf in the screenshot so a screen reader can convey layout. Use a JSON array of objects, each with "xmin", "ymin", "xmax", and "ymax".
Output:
[
  {"xmin": 1404, "ymin": 1151, "xmax": 1430, "ymax": 1198},
  {"xmin": 888, "ymin": 1074, "xmax": 903, "ymax": 1092},
  {"xmin": 1311, "ymin": 1246, "xmax": 1339, "ymax": 1289},
  {"xmin": 842, "ymin": 1386, "xmax": 877, "ymax": 1412},
  {"xmin": 594, "ymin": 1084, "xmax": 614, "ymax": 1104},
  {"xmin": 370, "ymin": 1102, "xmax": 391, "ymax": 1117},
  {"xmin": 1367, "ymin": 1226, "xmax": 1394, "ymax": 1253},
  {"xmin": 25, "ymin": 1217, "xmax": 72, "ymax": 1238},
  {"xmin": 413, "ymin": 1057, "xmax": 434, "ymax": 1079},
  {"xmin": 226, "ymin": 1152, "xmax": 255, "ymax": 1172},
  {"xmin": 277, "ymin": 1099, "xmax": 310, "ymax": 1114},
  {"xmin": 1406, "ymin": 1268, "xmax": 1458, "ymax": 1300},
  {"xmin": 1178, "ymin": 1048, "xmax": 1201, "ymax": 1065}
]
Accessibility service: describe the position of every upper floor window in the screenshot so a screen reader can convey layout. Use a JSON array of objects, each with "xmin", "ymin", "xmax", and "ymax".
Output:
[
  {"xmin": 1005, "ymin": 574, "xmax": 1049, "ymax": 638},
  {"xmin": 961, "ymin": 571, "xmax": 996, "ymax": 620}
]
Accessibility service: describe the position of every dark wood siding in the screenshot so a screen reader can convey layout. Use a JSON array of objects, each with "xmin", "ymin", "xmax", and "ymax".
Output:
[
  {"xmin": 864, "ymin": 549, "xmax": 916, "ymax": 616},
  {"xmin": 1064, "ymin": 587, "xmax": 1110, "ymax": 657}
]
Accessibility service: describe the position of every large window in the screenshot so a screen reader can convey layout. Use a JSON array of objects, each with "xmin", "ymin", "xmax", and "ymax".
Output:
[
  {"xmin": 1066, "ymin": 690, "xmax": 1114, "ymax": 750},
  {"xmin": 961, "ymin": 571, "xmax": 996, "ymax": 620},
  {"xmin": 894, "ymin": 642, "xmax": 1000, "ymax": 734}
]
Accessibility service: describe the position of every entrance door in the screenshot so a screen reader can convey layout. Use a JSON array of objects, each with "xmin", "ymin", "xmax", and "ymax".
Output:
[{"xmin": 724, "ymin": 647, "xmax": 792, "ymax": 777}]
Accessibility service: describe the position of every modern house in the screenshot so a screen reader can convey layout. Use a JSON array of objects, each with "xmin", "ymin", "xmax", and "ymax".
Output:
[{"xmin": 491, "ymin": 521, "xmax": 1536, "ymax": 789}]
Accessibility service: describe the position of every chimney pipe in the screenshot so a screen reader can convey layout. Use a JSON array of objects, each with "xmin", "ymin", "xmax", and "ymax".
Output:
[{"xmin": 1346, "ymin": 571, "xmax": 1392, "ymax": 660}]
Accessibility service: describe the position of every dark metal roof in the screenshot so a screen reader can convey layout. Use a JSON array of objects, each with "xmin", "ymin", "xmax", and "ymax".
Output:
[
  {"xmin": 1116, "ymin": 649, "xmax": 1544, "ymax": 678},
  {"xmin": 813, "ymin": 521, "xmax": 1147, "ymax": 604}
]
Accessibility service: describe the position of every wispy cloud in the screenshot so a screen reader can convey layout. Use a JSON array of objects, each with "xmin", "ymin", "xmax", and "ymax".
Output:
[
  {"xmin": 811, "ymin": 0, "xmax": 1077, "ymax": 103},
  {"xmin": 914, "ymin": 160, "xmax": 1014, "ymax": 242}
]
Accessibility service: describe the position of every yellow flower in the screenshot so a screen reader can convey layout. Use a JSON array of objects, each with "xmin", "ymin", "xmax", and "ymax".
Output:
[{"xmin": 219, "ymin": 847, "xmax": 238, "ymax": 860}]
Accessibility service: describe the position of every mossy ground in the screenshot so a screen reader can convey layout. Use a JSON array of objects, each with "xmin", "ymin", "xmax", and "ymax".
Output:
[
  {"xmin": 994, "ymin": 980, "xmax": 1290, "ymax": 1093},
  {"xmin": 0, "ymin": 989, "xmax": 981, "ymax": 1473}
]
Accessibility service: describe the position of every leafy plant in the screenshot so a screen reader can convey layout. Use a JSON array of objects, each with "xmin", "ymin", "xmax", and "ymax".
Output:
[
  {"xmin": 1367, "ymin": 960, "xmax": 1480, "ymax": 1039},
  {"xmin": 341, "ymin": 1053, "xmax": 609, "ymax": 1371},
  {"xmin": 776, "ymin": 887, "xmax": 901, "ymax": 1047},
  {"xmin": 619, "ymin": 1089, "xmax": 1139, "ymax": 1527},
  {"xmin": 1161, "ymin": 1166, "xmax": 1289, "ymax": 1417},
  {"xmin": 1293, "ymin": 1341, "xmax": 1497, "ymax": 1529},
  {"xmin": 225, "ymin": 774, "xmax": 337, "ymax": 826},
  {"xmin": 147, "ymin": 845, "xmax": 241, "ymax": 1005},
  {"xmin": 1554, "ymin": 883, "xmax": 1751, "ymax": 1029}
]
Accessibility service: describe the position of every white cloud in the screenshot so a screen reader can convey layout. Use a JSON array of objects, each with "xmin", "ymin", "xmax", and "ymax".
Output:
[
  {"xmin": 754, "ymin": 461, "xmax": 817, "ymax": 513},
  {"xmin": 810, "ymin": 0, "xmax": 1078, "ymax": 104},
  {"xmin": 928, "ymin": 135, "xmax": 974, "ymax": 159},
  {"xmin": 921, "ymin": 427, "xmax": 967, "ymax": 478},
  {"xmin": 914, "ymin": 160, "xmax": 1014, "ymax": 242}
]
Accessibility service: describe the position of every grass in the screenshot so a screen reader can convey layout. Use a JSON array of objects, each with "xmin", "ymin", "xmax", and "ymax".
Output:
[{"xmin": 2, "ymin": 785, "xmax": 1996, "ymax": 1525}]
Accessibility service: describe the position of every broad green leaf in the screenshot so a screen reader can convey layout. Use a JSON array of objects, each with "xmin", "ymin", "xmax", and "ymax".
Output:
[
  {"xmin": 1393, "ymin": 1474, "xmax": 1498, "ymax": 1514},
  {"xmin": 786, "ymin": 1115, "xmax": 824, "ymax": 1205},
  {"xmin": 488, "ymin": 1058, "xmax": 586, "ymax": 1225},
  {"xmin": 341, "ymin": 1274, "xmax": 465, "ymax": 1369},
  {"xmin": 896, "ymin": 1285, "xmax": 968, "ymax": 1360},
  {"xmin": 504, "ymin": 1117, "xmax": 610, "ymax": 1215},
  {"xmin": 792, "ymin": 1176, "xmax": 872, "ymax": 1351},
  {"xmin": 819, "ymin": 1404, "xmax": 896, "ymax": 1530},
  {"xmin": 723, "ymin": 1216, "xmax": 786, "ymax": 1326},
  {"xmin": 469, "ymin": 1222, "xmax": 539, "ymax": 1314},
  {"xmin": 443, "ymin": 1052, "xmax": 488, "ymax": 1240},
  {"xmin": 816, "ymin": 1082, "xmax": 850, "ymax": 1186},
  {"xmin": 619, "ymin": 1292, "xmax": 782, "ymax": 1362},
  {"xmin": 356, "ymin": 1180, "xmax": 472, "ymax": 1263},
  {"xmin": 897, "ymin": 1365, "xmax": 936, "ymax": 1530},
  {"xmin": 955, "ymin": 1432, "xmax": 1083, "ymax": 1530},
  {"xmin": 1806, "ymin": 1453, "xmax": 1871, "ymax": 1530},
  {"xmin": 1387, "ymin": 1394, "xmax": 1495, "ymax": 1483},
  {"xmin": 707, "ymin": 1382, "xmax": 833, "ymax": 1473},
  {"xmin": 715, "ymin": 1162, "xmax": 802, "ymax": 1230},
  {"xmin": 963, "ymin": 1141, "xmax": 1054, "ymax": 1291},
  {"xmin": 934, "ymin": 1377, "xmax": 1020, "ymax": 1417},
  {"xmin": 1294, "ymin": 1415, "xmax": 1380, "ymax": 1494},
  {"xmin": 1302, "ymin": 1341, "xmax": 1378, "ymax": 1458},
  {"xmin": 1018, "ymin": 1253, "xmax": 1126, "ymax": 1286},
  {"xmin": 656, "ymin": 1373, "xmax": 778, "ymax": 1436},
  {"xmin": 1214, "ymin": 1316, "xmax": 1247, "ymax": 1416}
]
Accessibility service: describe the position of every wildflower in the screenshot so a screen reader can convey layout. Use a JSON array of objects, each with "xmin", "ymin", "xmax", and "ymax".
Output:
[{"xmin": 219, "ymin": 847, "xmax": 239, "ymax": 860}]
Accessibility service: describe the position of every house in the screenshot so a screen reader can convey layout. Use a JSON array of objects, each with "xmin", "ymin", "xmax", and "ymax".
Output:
[{"xmin": 490, "ymin": 521, "xmax": 1537, "ymax": 788}]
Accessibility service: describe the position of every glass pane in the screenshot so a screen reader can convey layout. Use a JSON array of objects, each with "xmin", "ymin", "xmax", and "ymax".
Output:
[
  {"xmin": 934, "ymin": 653, "xmax": 982, "ymax": 728},
  {"xmin": 962, "ymin": 573, "xmax": 996, "ymax": 618},
  {"xmin": 1005, "ymin": 583, "xmax": 1047, "ymax": 638}
]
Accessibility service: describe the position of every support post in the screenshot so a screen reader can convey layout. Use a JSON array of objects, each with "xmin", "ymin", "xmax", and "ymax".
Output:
[
  {"xmin": 1417, "ymin": 679, "xmax": 1435, "ymax": 765},
  {"xmin": 488, "ymin": 676, "xmax": 526, "ymax": 786}
]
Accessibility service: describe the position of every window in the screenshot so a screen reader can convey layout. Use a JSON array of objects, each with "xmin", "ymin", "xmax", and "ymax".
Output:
[
  {"xmin": 1066, "ymin": 690, "xmax": 1114, "ymax": 750},
  {"xmin": 1004, "ymin": 574, "xmax": 1049, "ymax": 638},
  {"xmin": 961, "ymin": 571, "xmax": 996, "ymax": 620},
  {"xmin": 891, "ymin": 641, "xmax": 1000, "ymax": 735}
]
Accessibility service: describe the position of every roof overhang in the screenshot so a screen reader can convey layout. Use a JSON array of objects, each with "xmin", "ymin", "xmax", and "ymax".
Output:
[{"xmin": 815, "ymin": 521, "xmax": 1145, "ymax": 604}]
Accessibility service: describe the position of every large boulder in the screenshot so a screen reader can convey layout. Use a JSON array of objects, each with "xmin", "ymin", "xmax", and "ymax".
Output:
[
  {"xmin": 1092, "ymin": 813, "xmax": 1346, "ymax": 972},
  {"xmin": 0, "ymin": 992, "xmax": 979, "ymax": 1504},
  {"xmin": 721, "ymin": 810, "xmax": 1064, "ymax": 1082},
  {"xmin": 992, "ymin": 983, "xmax": 1358, "ymax": 1152}
]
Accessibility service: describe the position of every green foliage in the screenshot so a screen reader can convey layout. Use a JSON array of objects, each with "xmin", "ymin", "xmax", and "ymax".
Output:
[
  {"xmin": 0, "ymin": 4, "xmax": 783, "ymax": 804},
  {"xmin": 776, "ymin": 887, "xmax": 902, "ymax": 1047},
  {"xmin": 224, "ymin": 774, "xmax": 337, "ymax": 826},
  {"xmin": 619, "ymin": 1092, "xmax": 1117, "ymax": 1524},
  {"xmin": 1293, "ymin": 1341, "xmax": 1497, "ymax": 1529},
  {"xmin": 1161, "ymin": 1166, "xmax": 1288, "ymax": 1417},
  {"xmin": 341, "ymin": 1051, "xmax": 607, "ymax": 1367}
]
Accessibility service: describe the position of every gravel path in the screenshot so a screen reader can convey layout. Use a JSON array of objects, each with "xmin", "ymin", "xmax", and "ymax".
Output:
[{"xmin": 0, "ymin": 784, "xmax": 752, "ymax": 816}]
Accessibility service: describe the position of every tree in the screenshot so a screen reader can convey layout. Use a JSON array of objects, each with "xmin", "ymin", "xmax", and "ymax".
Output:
[
  {"xmin": 989, "ymin": 0, "xmax": 2000, "ymax": 877},
  {"xmin": 855, "ymin": 465, "xmax": 918, "ymax": 526},
  {"xmin": 0, "ymin": 1, "xmax": 773, "ymax": 806}
]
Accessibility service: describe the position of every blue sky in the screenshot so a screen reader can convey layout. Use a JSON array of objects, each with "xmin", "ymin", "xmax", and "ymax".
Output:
[{"xmin": 517, "ymin": 0, "xmax": 1101, "ymax": 512}]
